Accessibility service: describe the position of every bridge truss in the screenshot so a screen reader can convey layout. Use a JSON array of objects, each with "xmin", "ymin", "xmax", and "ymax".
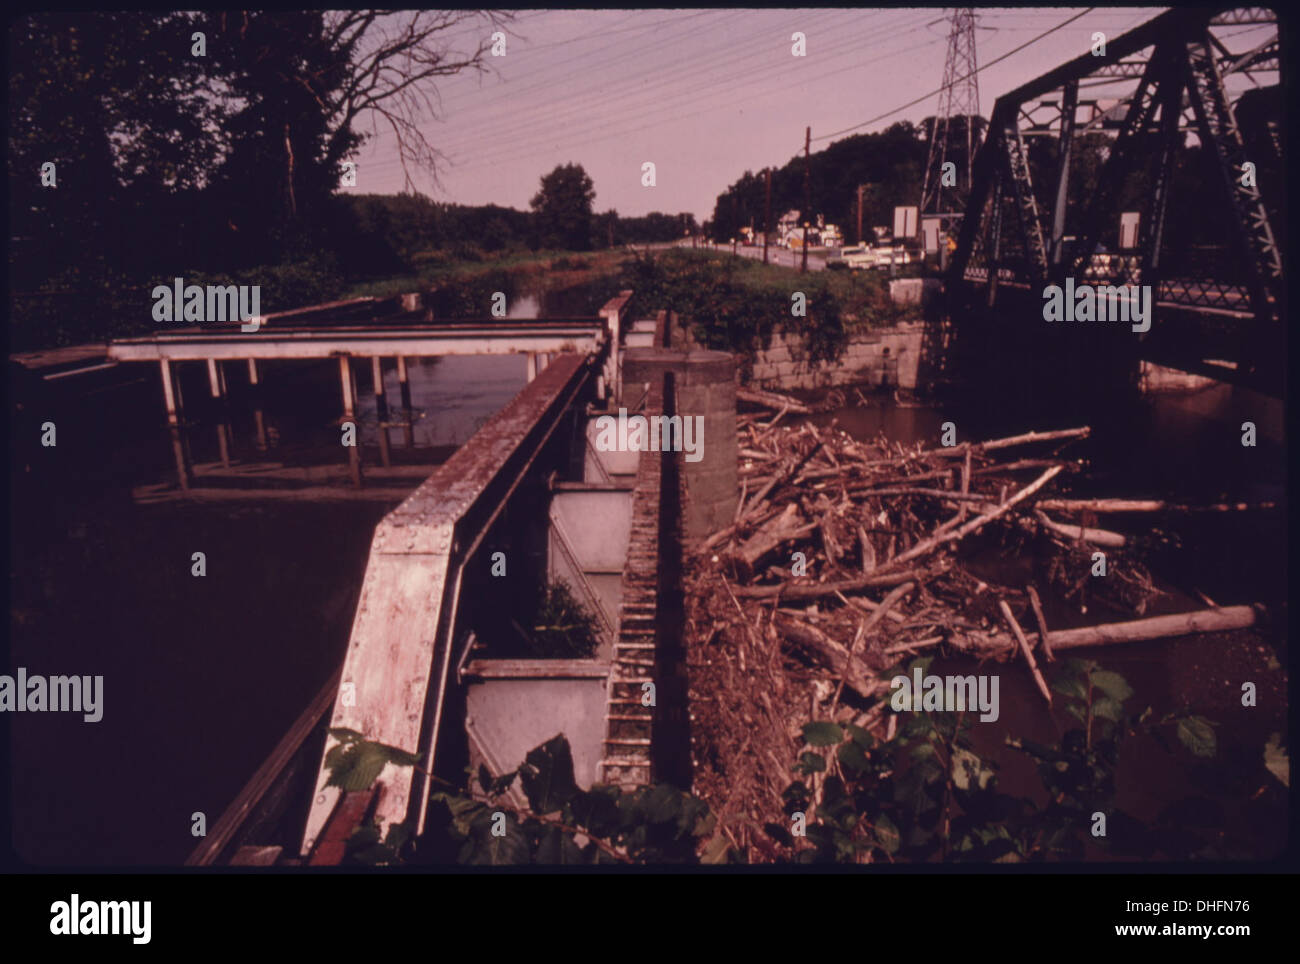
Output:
[{"xmin": 947, "ymin": 7, "xmax": 1283, "ymax": 395}]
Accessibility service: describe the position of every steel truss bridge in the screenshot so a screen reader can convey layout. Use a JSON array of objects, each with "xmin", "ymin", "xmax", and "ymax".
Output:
[{"xmin": 946, "ymin": 7, "xmax": 1283, "ymax": 397}]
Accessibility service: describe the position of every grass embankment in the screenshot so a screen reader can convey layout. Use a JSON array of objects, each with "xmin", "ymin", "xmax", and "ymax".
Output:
[
  {"xmin": 342, "ymin": 248, "xmax": 630, "ymax": 302},
  {"xmin": 616, "ymin": 247, "xmax": 919, "ymax": 373}
]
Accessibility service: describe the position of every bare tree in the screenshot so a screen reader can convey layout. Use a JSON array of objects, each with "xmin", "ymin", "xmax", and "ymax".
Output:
[{"xmin": 322, "ymin": 10, "xmax": 517, "ymax": 191}]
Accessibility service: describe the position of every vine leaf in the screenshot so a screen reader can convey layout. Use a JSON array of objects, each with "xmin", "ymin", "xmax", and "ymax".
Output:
[
  {"xmin": 1264, "ymin": 733, "xmax": 1289, "ymax": 787},
  {"xmin": 1175, "ymin": 716, "xmax": 1217, "ymax": 758}
]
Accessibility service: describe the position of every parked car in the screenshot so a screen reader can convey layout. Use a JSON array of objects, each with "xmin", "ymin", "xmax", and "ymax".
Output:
[{"xmin": 828, "ymin": 245, "xmax": 877, "ymax": 270}]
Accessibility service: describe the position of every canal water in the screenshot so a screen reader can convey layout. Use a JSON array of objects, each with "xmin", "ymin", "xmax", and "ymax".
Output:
[
  {"xmin": 7, "ymin": 280, "xmax": 610, "ymax": 867},
  {"xmin": 8, "ymin": 280, "xmax": 1287, "ymax": 864}
]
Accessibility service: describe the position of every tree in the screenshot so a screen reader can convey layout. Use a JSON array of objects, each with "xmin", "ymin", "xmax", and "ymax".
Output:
[{"xmin": 530, "ymin": 163, "xmax": 596, "ymax": 251}]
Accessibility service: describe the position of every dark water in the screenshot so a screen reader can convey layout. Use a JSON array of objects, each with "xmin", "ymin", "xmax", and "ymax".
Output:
[
  {"xmin": 7, "ymin": 285, "xmax": 612, "ymax": 867},
  {"xmin": 7, "ymin": 284, "xmax": 1287, "ymax": 864},
  {"xmin": 802, "ymin": 383, "xmax": 1287, "ymax": 856}
]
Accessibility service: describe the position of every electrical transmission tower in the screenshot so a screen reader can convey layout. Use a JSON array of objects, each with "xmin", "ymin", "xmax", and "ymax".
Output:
[{"xmin": 921, "ymin": 8, "xmax": 981, "ymax": 216}]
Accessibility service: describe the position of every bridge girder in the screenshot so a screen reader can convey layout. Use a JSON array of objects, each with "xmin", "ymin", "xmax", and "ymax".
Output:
[{"xmin": 947, "ymin": 7, "xmax": 1284, "ymax": 395}]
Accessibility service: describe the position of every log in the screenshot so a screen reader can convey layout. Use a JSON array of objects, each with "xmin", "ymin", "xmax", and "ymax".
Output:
[
  {"xmin": 728, "ymin": 504, "xmax": 816, "ymax": 578},
  {"xmin": 961, "ymin": 605, "xmax": 1261, "ymax": 655},
  {"xmin": 930, "ymin": 426, "xmax": 1091, "ymax": 458},
  {"xmin": 1035, "ymin": 498, "xmax": 1279, "ymax": 514},
  {"xmin": 773, "ymin": 613, "xmax": 885, "ymax": 701},
  {"xmin": 1033, "ymin": 510, "xmax": 1127, "ymax": 548},
  {"xmin": 737, "ymin": 386, "xmax": 811, "ymax": 414},
  {"xmin": 731, "ymin": 567, "xmax": 927, "ymax": 600},
  {"xmin": 740, "ymin": 439, "xmax": 823, "ymax": 521}
]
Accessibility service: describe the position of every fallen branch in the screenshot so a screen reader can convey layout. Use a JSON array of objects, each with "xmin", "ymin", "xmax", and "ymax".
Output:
[
  {"xmin": 959, "ymin": 604, "xmax": 1262, "ymax": 655},
  {"xmin": 831, "ymin": 581, "xmax": 915, "ymax": 713},
  {"xmin": 999, "ymin": 599, "xmax": 1052, "ymax": 707},
  {"xmin": 1025, "ymin": 585, "xmax": 1054, "ymax": 662},
  {"xmin": 875, "ymin": 465, "xmax": 1064, "ymax": 573},
  {"xmin": 773, "ymin": 613, "xmax": 886, "ymax": 701},
  {"xmin": 737, "ymin": 386, "xmax": 812, "ymax": 414},
  {"xmin": 1036, "ymin": 498, "xmax": 1279, "ymax": 514},
  {"xmin": 731, "ymin": 567, "xmax": 928, "ymax": 600}
]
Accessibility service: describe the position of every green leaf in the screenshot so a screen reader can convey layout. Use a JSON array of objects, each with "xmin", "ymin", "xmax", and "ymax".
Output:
[
  {"xmin": 837, "ymin": 740, "xmax": 870, "ymax": 775},
  {"xmin": 1051, "ymin": 676, "xmax": 1089, "ymax": 700},
  {"xmin": 328, "ymin": 727, "xmax": 365, "ymax": 745},
  {"xmin": 520, "ymin": 735, "xmax": 579, "ymax": 813},
  {"xmin": 1089, "ymin": 669, "xmax": 1134, "ymax": 703},
  {"xmin": 1092, "ymin": 696, "xmax": 1125, "ymax": 721},
  {"xmin": 325, "ymin": 740, "xmax": 412, "ymax": 791},
  {"xmin": 700, "ymin": 834, "xmax": 732, "ymax": 864},
  {"xmin": 798, "ymin": 751, "xmax": 827, "ymax": 773},
  {"xmin": 802, "ymin": 721, "xmax": 844, "ymax": 747},
  {"xmin": 873, "ymin": 813, "xmax": 900, "ymax": 854},
  {"xmin": 534, "ymin": 825, "xmax": 588, "ymax": 864},
  {"xmin": 845, "ymin": 723, "xmax": 875, "ymax": 749},
  {"xmin": 950, "ymin": 746, "xmax": 995, "ymax": 791},
  {"xmin": 1264, "ymin": 733, "xmax": 1289, "ymax": 787},
  {"xmin": 462, "ymin": 811, "xmax": 531, "ymax": 865},
  {"xmin": 1176, "ymin": 716, "xmax": 1217, "ymax": 758}
]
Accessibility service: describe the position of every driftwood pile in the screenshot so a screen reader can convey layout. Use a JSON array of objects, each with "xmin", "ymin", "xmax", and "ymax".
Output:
[{"xmin": 684, "ymin": 395, "xmax": 1266, "ymax": 859}]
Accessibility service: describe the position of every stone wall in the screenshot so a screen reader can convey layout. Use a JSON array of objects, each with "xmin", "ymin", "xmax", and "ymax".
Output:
[{"xmin": 749, "ymin": 322, "xmax": 924, "ymax": 391}]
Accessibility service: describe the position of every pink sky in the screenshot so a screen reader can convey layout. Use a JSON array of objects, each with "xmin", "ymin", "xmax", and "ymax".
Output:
[{"xmin": 341, "ymin": 8, "xmax": 1202, "ymax": 221}]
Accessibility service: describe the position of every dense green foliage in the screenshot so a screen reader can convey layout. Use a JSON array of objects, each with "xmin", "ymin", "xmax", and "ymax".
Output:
[
  {"xmin": 614, "ymin": 248, "xmax": 911, "ymax": 373},
  {"xmin": 324, "ymin": 657, "xmax": 1286, "ymax": 865},
  {"xmin": 531, "ymin": 163, "xmax": 597, "ymax": 251}
]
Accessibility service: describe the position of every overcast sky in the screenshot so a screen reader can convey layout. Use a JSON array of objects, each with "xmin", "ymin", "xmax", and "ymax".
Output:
[{"xmin": 341, "ymin": 8, "xmax": 1180, "ymax": 220}]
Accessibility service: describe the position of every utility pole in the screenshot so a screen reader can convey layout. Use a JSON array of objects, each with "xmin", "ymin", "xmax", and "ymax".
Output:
[
  {"xmin": 801, "ymin": 126, "xmax": 811, "ymax": 273},
  {"xmin": 856, "ymin": 184, "xmax": 865, "ymax": 245},
  {"xmin": 763, "ymin": 168, "xmax": 772, "ymax": 264}
]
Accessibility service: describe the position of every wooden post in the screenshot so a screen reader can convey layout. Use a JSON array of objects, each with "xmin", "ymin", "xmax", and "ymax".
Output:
[
  {"xmin": 247, "ymin": 359, "xmax": 268, "ymax": 451},
  {"xmin": 396, "ymin": 356, "xmax": 413, "ymax": 448},
  {"xmin": 396, "ymin": 356, "xmax": 412, "ymax": 408},
  {"xmin": 160, "ymin": 359, "xmax": 190, "ymax": 491},
  {"xmin": 160, "ymin": 359, "xmax": 180, "ymax": 428},
  {"xmin": 525, "ymin": 352, "xmax": 537, "ymax": 383},
  {"xmin": 339, "ymin": 356, "xmax": 361, "ymax": 486},
  {"xmin": 339, "ymin": 356, "xmax": 355, "ymax": 419},
  {"xmin": 207, "ymin": 358, "xmax": 230, "ymax": 467},
  {"xmin": 371, "ymin": 356, "xmax": 388, "ymax": 421}
]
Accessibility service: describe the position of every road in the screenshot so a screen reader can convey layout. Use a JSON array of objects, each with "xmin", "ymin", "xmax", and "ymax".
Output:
[{"xmin": 662, "ymin": 238, "xmax": 829, "ymax": 271}]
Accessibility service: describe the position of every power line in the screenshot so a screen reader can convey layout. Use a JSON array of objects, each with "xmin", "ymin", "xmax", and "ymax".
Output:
[
  {"xmin": 405, "ymin": 9, "xmax": 882, "ymax": 162},
  {"xmin": 812, "ymin": 8, "xmax": 1094, "ymax": 143},
  {"xmin": 431, "ymin": 13, "xmax": 933, "ymax": 170},
  {"xmin": 354, "ymin": 10, "xmax": 922, "ymax": 179}
]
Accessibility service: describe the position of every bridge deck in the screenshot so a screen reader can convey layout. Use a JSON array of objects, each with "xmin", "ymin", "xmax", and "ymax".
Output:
[{"xmin": 107, "ymin": 320, "xmax": 605, "ymax": 361}]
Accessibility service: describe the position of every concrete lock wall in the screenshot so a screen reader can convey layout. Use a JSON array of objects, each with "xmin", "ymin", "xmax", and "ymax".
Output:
[
  {"xmin": 749, "ymin": 322, "xmax": 924, "ymax": 392},
  {"xmin": 549, "ymin": 489, "xmax": 633, "ymax": 649},
  {"xmin": 621, "ymin": 349, "xmax": 737, "ymax": 541},
  {"xmin": 466, "ymin": 675, "xmax": 608, "ymax": 788}
]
